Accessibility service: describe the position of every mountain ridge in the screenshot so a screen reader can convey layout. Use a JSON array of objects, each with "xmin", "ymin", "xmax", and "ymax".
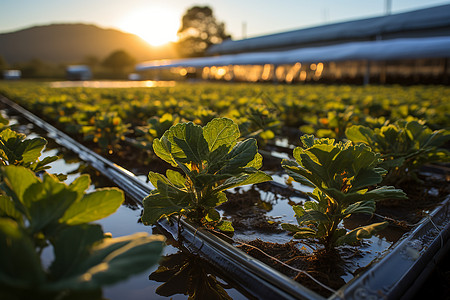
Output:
[{"xmin": 0, "ymin": 23, "xmax": 178, "ymax": 64}]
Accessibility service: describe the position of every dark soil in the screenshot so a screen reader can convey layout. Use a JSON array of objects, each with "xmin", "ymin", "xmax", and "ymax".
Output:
[
  {"xmin": 219, "ymin": 185, "xmax": 283, "ymax": 233},
  {"xmin": 237, "ymin": 239, "xmax": 348, "ymax": 297},
  {"xmin": 375, "ymin": 166, "xmax": 450, "ymax": 227}
]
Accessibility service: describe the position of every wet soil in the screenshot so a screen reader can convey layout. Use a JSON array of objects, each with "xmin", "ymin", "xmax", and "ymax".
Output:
[{"xmin": 237, "ymin": 239, "xmax": 351, "ymax": 297}]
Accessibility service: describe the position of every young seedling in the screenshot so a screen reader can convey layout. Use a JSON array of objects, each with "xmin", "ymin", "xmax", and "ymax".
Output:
[
  {"xmin": 141, "ymin": 118, "xmax": 272, "ymax": 232},
  {"xmin": 346, "ymin": 120, "xmax": 450, "ymax": 185},
  {"xmin": 82, "ymin": 112, "xmax": 130, "ymax": 154},
  {"xmin": 281, "ymin": 135, "xmax": 407, "ymax": 251},
  {"xmin": 0, "ymin": 128, "xmax": 58, "ymax": 172}
]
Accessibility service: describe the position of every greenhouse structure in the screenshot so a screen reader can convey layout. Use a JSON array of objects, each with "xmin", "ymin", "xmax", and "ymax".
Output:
[{"xmin": 136, "ymin": 4, "xmax": 450, "ymax": 84}]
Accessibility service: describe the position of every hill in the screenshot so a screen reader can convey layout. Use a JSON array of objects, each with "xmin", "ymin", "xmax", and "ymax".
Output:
[{"xmin": 0, "ymin": 23, "xmax": 178, "ymax": 64}]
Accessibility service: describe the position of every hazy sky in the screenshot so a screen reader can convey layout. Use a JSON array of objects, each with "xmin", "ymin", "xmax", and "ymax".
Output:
[{"xmin": 1, "ymin": 0, "xmax": 449, "ymax": 44}]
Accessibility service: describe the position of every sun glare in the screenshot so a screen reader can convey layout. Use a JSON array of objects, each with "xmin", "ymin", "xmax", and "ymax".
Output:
[{"xmin": 118, "ymin": 6, "xmax": 180, "ymax": 46}]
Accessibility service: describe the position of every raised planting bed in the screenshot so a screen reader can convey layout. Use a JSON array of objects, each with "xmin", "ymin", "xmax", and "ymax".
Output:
[
  {"xmin": 2, "ymin": 96, "xmax": 448, "ymax": 299},
  {"xmin": 0, "ymin": 103, "xmax": 251, "ymax": 300}
]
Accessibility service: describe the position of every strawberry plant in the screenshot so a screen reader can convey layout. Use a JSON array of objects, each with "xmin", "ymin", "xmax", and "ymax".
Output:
[
  {"xmin": 0, "ymin": 128, "xmax": 58, "ymax": 172},
  {"xmin": 346, "ymin": 120, "xmax": 450, "ymax": 184},
  {"xmin": 141, "ymin": 118, "xmax": 272, "ymax": 232},
  {"xmin": 281, "ymin": 135, "xmax": 407, "ymax": 251},
  {"xmin": 134, "ymin": 113, "xmax": 181, "ymax": 150},
  {"xmin": 0, "ymin": 165, "xmax": 165, "ymax": 299},
  {"xmin": 237, "ymin": 105, "xmax": 280, "ymax": 145},
  {"xmin": 81, "ymin": 112, "xmax": 131, "ymax": 154}
]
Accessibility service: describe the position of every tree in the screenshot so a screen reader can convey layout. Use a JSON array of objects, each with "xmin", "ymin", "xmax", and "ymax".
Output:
[
  {"xmin": 176, "ymin": 6, "xmax": 231, "ymax": 57},
  {"xmin": 101, "ymin": 50, "xmax": 136, "ymax": 74},
  {"xmin": 82, "ymin": 55, "xmax": 100, "ymax": 69},
  {"xmin": 0, "ymin": 55, "xmax": 7, "ymax": 71}
]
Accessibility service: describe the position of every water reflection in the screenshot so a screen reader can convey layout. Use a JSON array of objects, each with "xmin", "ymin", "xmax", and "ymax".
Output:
[{"xmin": 149, "ymin": 252, "xmax": 233, "ymax": 300}]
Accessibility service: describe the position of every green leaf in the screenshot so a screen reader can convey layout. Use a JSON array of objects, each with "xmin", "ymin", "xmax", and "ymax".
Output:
[
  {"xmin": 166, "ymin": 170, "xmax": 186, "ymax": 188},
  {"xmin": 173, "ymin": 122, "xmax": 209, "ymax": 164},
  {"xmin": 345, "ymin": 125, "xmax": 373, "ymax": 145},
  {"xmin": 335, "ymin": 221, "xmax": 388, "ymax": 246},
  {"xmin": 60, "ymin": 188, "xmax": 124, "ymax": 225},
  {"xmin": 23, "ymin": 173, "xmax": 78, "ymax": 233},
  {"xmin": 49, "ymin": 224, "xmax": 105, "ymax": 279},
  {"xmin": 142, "ymin": 183, "xmax": 192, "ymax": 225},
  {"xmin": 205, "ymin": 208, "xmax": 220, "ymax": 221},
  {"xmin": 216, "ymin": 220, "xmax": 234, "ymax": 232},
  {"xmin": 0, "ymin": 195, "xmax": 22, "ymax": 222},
  {"xmin": 293, "ymin": 227, "xmax": 317, "ymax": 239},
  {"xmin": 44, "ymin": 233, "xmax": 165, "ymax": 291},
  {"xmin": 282, "ymin": 160, "xmax": 315, "ymax": 187},
  {"xmin": 68, "ymin": 174, "xmax": 91, "ymax": 202},
  {"xmin": 220, "ymin": 139, "xmax": 258, "ymax": 174},
  {"xmin": 215, "ymin": 171, "xmax": 271, "ymax": 192},
  {"xmin": 203, "ymin": 191, "xmax": 228, "ymax": 207},
  {"xmin": 343, "ymin": 200, "xmax": 376, "ymax": 217},
  {"xmin": 153, "ymin": 137, "xmax": 176, "ymax": 167},
  {"xmin": 203, "ymin": 118, "xmax": 239, "ymax": 152},
  {"xmin": 1, "ymin": 166, "xmax": 39, "ymax": 206},
  {"xmin": 31, "ymin": 155, "xmax": 59, "ymax": 172},
  {"xmin": 297, "ymin": 209, "xmax": 330, "ymax": 224},
  {"xmin": 0, "ymin": 218, "xmax": 45, "ymax": 288},
  {"xmin": 20, "ymin": 138, "xmax": 47, "ymax": 164},
  {"xmin": 281, "ymin": 223, "xmax": 301, "ymax": 233},
  {"xmin": 148, "ymin": 171, "xmax": 171, "ymax": 189},
  {"xmin": 245, "ymin": 152, "xmax": 263, "ymax": 169}
]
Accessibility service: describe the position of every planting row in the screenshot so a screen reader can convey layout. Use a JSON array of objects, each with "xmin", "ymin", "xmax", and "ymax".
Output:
[
  {"xmin": 0, "ymin": 107, "xmax": 256, "ymax": 300},
  {"xmin": 2, "ymin": 93, "xmax": 449, "ymax": 297},
  {"xmin": 0, "ymin": 82, "xmax": 449, "ymax": 298},
  {"xmin": 0, "ymin": 82, "xmax": 449, "ymax": 152}
]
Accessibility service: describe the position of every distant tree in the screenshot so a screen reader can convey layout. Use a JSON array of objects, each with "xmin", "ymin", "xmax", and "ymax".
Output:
[
  {"xmin": 19, "ymin": 58, "xmax": 46, "ymax": 78},
  {"xmin": 82, "ymin": 55, "xmax": 100, "ymax": 69},
  {"xmin": 0, "ymin": 55, "xmax": 7, "ymax": 71},
  {"xmin": 176, "ymin": 6, "xmax": 231, "ymax": 57},
  {"xmin": 102, "ymin": 50, "xmax": 136, "ymax": 74}
]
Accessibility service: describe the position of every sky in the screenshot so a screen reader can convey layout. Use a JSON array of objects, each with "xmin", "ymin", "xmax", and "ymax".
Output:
[{"xmin": 1, "ymin": 0, "xmax": 450, "ymax": 46}]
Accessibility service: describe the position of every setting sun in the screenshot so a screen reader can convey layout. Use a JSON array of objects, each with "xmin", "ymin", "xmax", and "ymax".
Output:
[{"xmin": 118, "ymin": 6, "xmax": 180, "ymax": 46}]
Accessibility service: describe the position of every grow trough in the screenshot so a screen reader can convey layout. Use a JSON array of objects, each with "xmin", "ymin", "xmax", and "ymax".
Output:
[{"xmin": 1, "ymin": 95, "xmax": 448, "ymax": 299}]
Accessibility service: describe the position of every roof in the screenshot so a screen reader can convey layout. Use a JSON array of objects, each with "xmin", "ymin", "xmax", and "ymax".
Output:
[
  {"xmin": 207, "ymin": 4, "xmax": 450, "ymax": 55},
  {"xmin": 136, "ymin": 36, "xmax": 450, "ymax": 71}
]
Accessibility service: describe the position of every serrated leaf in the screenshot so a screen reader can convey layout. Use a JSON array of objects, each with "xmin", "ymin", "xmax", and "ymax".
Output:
[
  {"xmin": 153, "ymin": 137, "xmax": 176, "ymax": 166},
  {"xmin": 172, "ymin": 122, "xmax": 209, "ymax": 164},
  {"xmin": 219, "ymin": 139, "xmax": 258, "ymax": 174},
  {"xmin": 142, "ymin": 188, "xmax": 191, "ymax": 225},
  {"xmin": 203, "ymin": 118, "xmax": 239, "ymax": 152}
]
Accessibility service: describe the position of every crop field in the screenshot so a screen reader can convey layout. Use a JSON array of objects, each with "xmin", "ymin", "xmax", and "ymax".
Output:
[{"xmin": 0, "ymin": 80, "xmax": 449, "ymax": 299}]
